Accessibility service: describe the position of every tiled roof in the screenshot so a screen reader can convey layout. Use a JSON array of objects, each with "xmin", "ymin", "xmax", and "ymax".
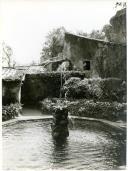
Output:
[
  {"xmin": 25, "ymin": 65, "xmax": 46, "ymax": 74},
  {"xmin": 65, "ymin": 32, "xmax": 125, "ymax": 46},
  {"xmin": 2, "ymin": 67, "xmax": 25, "ymax": 81},
  {"xmin": 2, "ymin": 65, "xmax": 46, "ymax": 81}
]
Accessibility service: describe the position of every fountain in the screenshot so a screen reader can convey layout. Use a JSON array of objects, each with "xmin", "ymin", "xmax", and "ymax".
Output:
[
  {"xmin": 51, "ymin": 105, "xmax": 69, "ymax": 139},
  {"xmin": 51, "ymin": 67, "xmax": 69, "ymax": 139},
  {"xmin": 3, "ymin": 119, "xmax": 126, "ymax": 170}
]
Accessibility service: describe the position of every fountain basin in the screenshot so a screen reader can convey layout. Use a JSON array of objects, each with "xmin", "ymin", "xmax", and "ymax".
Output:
[
  {"xmin": 3, "ymin": 118, "xmax": 126, "ymax": 170},
  {"xmin": 51, "ymin": 106, "xmax": 69, "ymax": 139}
]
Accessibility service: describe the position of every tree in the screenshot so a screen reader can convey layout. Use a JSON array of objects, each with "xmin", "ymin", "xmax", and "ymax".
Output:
[
  {"xmin": 2, "ymin": 42, "xmax": 16, "ymax": 67},
  {"xmin": 40, "ymin": 26, "xmax": 109, "ymax": 64},
  {"xmin": 2, "ymin": 42, "xmax": 13, "ymax": 67},
  {"xmin": 102, "ymin": 24, "xmax": 113, "ymax": 41},
  {"xmin": 76, "ymin": 30, "xmax": 88, "ymax": 37},
  {"xmin": 89, "ymin": 30, "xmax": 105, "ymax": 40},
  {"xmin": 77, "ymin": 29, "xmax": 106, "ymax": 40},
  {"xmin": 40, "ymin": 27, "xmax": 66, "ymax": 63}
]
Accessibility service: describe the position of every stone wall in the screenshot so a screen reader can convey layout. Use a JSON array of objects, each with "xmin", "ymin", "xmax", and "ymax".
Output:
[
  {"xmin": 2, "ymin": 80, "xmax": 21, "ymax": 105},
  {"xmin": 63, "ymin": 33, "xmax": 126, "ymax": 79}
]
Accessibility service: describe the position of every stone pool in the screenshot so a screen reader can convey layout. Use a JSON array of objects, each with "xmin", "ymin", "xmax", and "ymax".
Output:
[{"xmin": 3, "ymin": 119, "xmax": 126, "ymax": 170}]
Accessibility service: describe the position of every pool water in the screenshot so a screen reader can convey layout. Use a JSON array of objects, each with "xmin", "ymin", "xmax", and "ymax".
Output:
[{"xmin": 3, "ymin": 119, "xmax": 126, "ymax": 170}]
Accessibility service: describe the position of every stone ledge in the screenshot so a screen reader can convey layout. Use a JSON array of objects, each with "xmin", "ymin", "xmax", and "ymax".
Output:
[
  {"xmin": 70, "ymin": 116, "xmax": 126, "ymax": 131},
  {"xmin": 2, "ymin": 115, "xmax": 126, "ymax": 132}
]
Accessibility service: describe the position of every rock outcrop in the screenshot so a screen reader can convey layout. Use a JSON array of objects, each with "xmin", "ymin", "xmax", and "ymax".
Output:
[{"xmin": 105, "ymin": 8, "xmax": 126, "ymax": 43}]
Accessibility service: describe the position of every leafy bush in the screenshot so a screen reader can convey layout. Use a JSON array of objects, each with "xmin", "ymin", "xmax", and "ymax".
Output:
[
  {"xmin": 74, "ymin": 100, "xmax": 126, "ymax": 121},
  {"xmin": 2, "ymin": 103, "xmax": 22, "ymax": 121},
  {"xmin": 40, "ymin": 98, "xmax": 68, "ymax": 114},
  {"xmin": 40, "ymin": 98, "xmax": 56, "ymax": 114},
  {"xmin": 40, "ymin": 98, "xmax": 126, "ymax": 121},
  {"xmin": 62, "ymin": 77, "xmax": 126, "ymax": 102},
  {"xmin": 63, "ymin": 77, "xmax": 103, "ymax": 99}
]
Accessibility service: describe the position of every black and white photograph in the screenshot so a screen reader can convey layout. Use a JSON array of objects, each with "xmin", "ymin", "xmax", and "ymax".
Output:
[{"xmin": 1, "ymin": 0, "xmax": 127, "ymax": 170}]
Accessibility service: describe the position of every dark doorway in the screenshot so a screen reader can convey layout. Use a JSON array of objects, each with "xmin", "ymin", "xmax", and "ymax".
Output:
[{"xmin": 83, "ymin": 60, "xmax": 91, "ymax": 70}]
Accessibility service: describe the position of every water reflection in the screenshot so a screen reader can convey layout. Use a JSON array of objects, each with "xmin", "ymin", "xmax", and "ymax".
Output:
[
  {"xmin": 3, "ymin": 119, "xmax": 126, "ymax": 170},
  {"xmin": 51, "ymin": 137, "xmax": 69, "ymax": 164}
]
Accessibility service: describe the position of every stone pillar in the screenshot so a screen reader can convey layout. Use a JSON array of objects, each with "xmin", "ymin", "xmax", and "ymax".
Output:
[{"xmin": 51, "ymin": 106, "xmax": 69, "ymax": 139}]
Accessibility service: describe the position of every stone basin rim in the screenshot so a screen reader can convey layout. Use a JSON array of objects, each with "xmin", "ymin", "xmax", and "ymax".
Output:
[
  {"xmin": 2, "ymin": 115, "xmax": 126, "ymax": 132},
  {"xmin": 2, "ymin": 115, "xmax": 126, "ymax": 170}
]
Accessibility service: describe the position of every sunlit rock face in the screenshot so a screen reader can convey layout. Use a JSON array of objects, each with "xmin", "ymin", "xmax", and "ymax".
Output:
[
  {"xmin": 51, "ymin": 106, "xmax": 69, "ymax": 139},
  {"xmin": 109, "ymin": 8, "xmax": 126, "ymax": 44},
  {"xmin": 104, "ymin": 8, "xmax": 126, "ymax": 43}
]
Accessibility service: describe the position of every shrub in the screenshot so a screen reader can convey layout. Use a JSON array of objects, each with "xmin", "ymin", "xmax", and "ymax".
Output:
[
  {"xmin": 63, "ymin": 77, "xmax": 103, "ymax": 99},
  {"xmin": 40, "ymin": 98, "xmax": 55, "ymax": 114},
  {"xmin": 2, "ymin": 103, "xmax": 22, "ymax": 121},
  {"xmin": 75, "ymin": 100, "xmax": 126, "ymax": 121},
  {"xmin": 62, "ymin": 77, "xmax": 126, "ymax": 102},
  {"xmin": 40, "ymin": 98, "xmax": 126, "ymax": 121},
  {"xmin": 40, "ymin": 98, "xmax": 68, "ymax": 114}
]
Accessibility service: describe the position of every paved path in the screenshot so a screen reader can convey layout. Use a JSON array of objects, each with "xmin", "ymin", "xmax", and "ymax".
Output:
[{"xmin": 22, "ymin": 107, "xmax": 44, "ymax": 116}]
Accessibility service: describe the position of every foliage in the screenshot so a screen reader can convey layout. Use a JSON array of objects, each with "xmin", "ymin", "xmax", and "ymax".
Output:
[
  {"xmin": 2, "ymin": 42, "xmax": 16, "ymax": 67},
  {"xmin": 40, "ymin": 27, "xmax": 66, "ymax": 62},
  {"xmin": 40, "ymin": 98, "xmax": 68, "ymax": 114},
  {"xmin": 40, "ymin": 98, "xmax": 126, "ymax": 121},
  {"xmin": 22, "ymin": 71, "xmax": 88, "ymax": 104},
  {"xmin": 77, "ymin": 29, "xmax": 106, "ymax": 40},
  {"xmin": 76, "ymin": 30, "xmax": 88, "ymax": 37},
  {"xmin": 102, "ymin": 24, "xmax": 113, "ymax": 41},
  {"xmin": 40, "ymin": 25, "xmax": 110, "ymax": 65},
  {"xmin": 62, "ymin": 77, "xmax": 126, "ymax": 102},
  {"xmin": 41, "ymin": 26, "xmax": 106, "ymax": 64},
  {"xmin": 64, "ymin": 77, "xmax": 81, "ymax": 88},
  {"xmin": 57, "ymin": 61, "xmax": 72, "ymax": 72},
  {"xmin": 77, "ymin": 24, "xmax": 116, "ymax": 41},
  {"xmin": 63, "ymin": 77, "xmax": 102, "ymax": 100},
  {"xmin": 68, "ymin": 100, "xmax": 126, "ymax": 121},
  {"xmin": 2, "ymin": 103, "xmax": 22, "ymax": 121},
  {"xmin": 40, "ymin": 98, "xmax": 56, "ymax": 114},
  {"xmin": 89, "ymin": 30, "xmax": 105, "ymax": 40}
]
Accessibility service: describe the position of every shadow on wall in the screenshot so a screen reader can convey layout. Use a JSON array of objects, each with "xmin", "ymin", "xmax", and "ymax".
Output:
[
  {"xmin": 64, "ymin": 33, "xmax": 126, "ymax": 80},
  {"xmin": 21, "ymin": 72, "xmax": 88, "ymax": 106},
  {"xmin": 2, "ymin": 80, "xmax": 21, "ymax": 105}
]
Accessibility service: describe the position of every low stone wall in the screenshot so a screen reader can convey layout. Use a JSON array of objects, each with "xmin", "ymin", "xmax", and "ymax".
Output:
[{"xmin": 21, "ymin": 71, "xmax": 90, "ymax": 105}]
